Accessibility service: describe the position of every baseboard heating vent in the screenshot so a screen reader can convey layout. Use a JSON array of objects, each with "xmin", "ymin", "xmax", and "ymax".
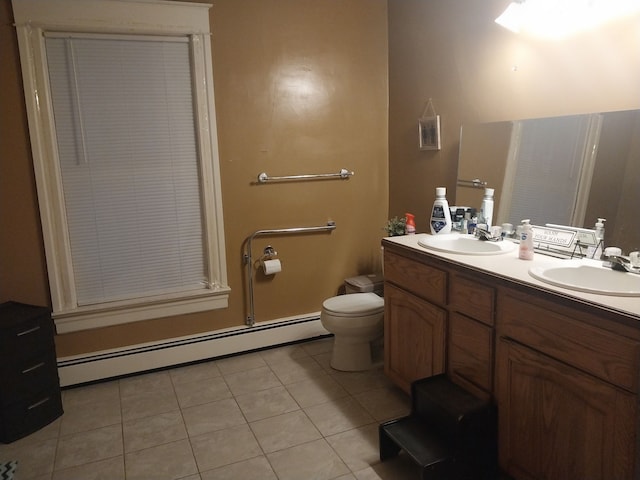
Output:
[{"xmin": 57, "ymin": 313, "xmax": 328, "ymax": 387}]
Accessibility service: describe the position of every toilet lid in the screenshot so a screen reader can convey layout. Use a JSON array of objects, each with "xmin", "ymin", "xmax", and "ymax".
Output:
[{"xmin": 322, "ymin": 293, "xmax": 384, "ymax": 316}]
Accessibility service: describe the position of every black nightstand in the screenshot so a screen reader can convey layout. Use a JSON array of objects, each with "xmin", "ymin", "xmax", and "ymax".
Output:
[{"xmin": 0, "ymin": 301, "xmax": 63, "ymax": 443}]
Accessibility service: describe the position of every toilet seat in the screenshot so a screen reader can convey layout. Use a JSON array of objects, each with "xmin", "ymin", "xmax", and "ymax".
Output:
[{"xmin": 322, "ymin": 292, "xmax": 384, "ymax": 317}]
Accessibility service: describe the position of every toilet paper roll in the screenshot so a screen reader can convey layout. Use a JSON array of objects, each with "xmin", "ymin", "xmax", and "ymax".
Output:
[{"xmin": 262, "ymin": 259, "xmax": 282, "ymax": 275}]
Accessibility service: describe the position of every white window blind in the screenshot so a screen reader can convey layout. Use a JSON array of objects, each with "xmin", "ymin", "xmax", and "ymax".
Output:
[{"xmin": 45, "ymin": 34, "xmax": 208, "ymax": 306}]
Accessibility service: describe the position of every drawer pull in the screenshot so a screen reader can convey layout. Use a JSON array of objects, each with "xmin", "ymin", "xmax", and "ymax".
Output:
[
  {"xmin": 17, "ymin": 325, "xmax": 41, "ymax": 336},
  {"xmin": 22, "ymin": 362, "xmax": 46, "ymax": 374},
  {"xmin": 28, "ymin": 397, "xmax": 51, "ymax": 410}
]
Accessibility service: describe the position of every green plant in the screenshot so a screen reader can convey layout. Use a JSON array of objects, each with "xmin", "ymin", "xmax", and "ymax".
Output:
[{"xmin": 384, "ymin": 216, "xmax": 407, "ymax": 237}]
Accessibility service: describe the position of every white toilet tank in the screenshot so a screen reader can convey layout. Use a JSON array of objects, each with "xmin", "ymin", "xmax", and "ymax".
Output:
[{"xmin": 344, "ymin": 273, "xmax": 384, "ymax": 295}]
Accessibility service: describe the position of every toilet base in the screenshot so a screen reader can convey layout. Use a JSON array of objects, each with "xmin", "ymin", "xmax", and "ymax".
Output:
[{"xmin": 330, "ymin": 335, "xmax": 379, "ymax": 372}]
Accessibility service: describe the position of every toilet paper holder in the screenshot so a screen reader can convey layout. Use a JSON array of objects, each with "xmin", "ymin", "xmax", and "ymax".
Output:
[
  {"xmin": 258, "ymin": 246, "xmax": 281, "ymax": 276},
  {"xmin": 260, "ymin": 245, "xmax": 277, "ymax": 261}
]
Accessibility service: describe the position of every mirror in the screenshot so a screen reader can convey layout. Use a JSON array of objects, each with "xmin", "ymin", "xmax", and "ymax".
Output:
[{"xmin": 456, "ymin": 109, "xmax": 640, "ymax": 254}]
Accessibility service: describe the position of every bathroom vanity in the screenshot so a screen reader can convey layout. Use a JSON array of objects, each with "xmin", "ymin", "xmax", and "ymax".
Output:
[{"xmin": 382, "ymin": 235, "xmax": 640, "ymax": 479}]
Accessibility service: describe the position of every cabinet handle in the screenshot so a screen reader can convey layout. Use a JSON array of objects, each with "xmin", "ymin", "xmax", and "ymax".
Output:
[
  {"xmin": 22, "ymin": 362, "xmax": 46, "ymax": 374},
  {"xmin": 28, "ymin": 396, "xmax": 50, "ymax": 410},
  {"xmin": 17, "ymin": 325, "xmax": 41, "ymax": 336}
]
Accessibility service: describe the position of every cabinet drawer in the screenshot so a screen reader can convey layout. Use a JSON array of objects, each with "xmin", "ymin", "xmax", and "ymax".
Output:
[
  {"xmin": 448, "ymin": 312, "xmax": 493, "ymax": 394},
  {"xmin": 384, "ymin": 251, "xmax": 447, "ymax": 305},
  {"xmin": 498, "ymin": 290, "xmax": 640, "ymax": 392},
  {"xmin": 0, "ymin": 351, "xmax": 59, "ymax": 406},
  {"xmin": 0, "ymin": 386, "xmax": 63, "ymax": 443},
  {"xmin": 449, "ymin": 273, "xmax": 495, "ymax": 325},
  {"xmin": 0, "ymin": 315, "xmax": 54, "ymax": 357}
]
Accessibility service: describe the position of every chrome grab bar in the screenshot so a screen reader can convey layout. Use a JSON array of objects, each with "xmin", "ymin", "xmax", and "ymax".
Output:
[
  {"xmin": 457, "ymin": 178, "xmax": 487, "ymax": 188},
  {"xmin": 243, "ymin": 221, "xmax": 337, "ymax": 326},
  {"xmin": 257, "ymin": 169, "xmax": 354, "ymax": 183}
]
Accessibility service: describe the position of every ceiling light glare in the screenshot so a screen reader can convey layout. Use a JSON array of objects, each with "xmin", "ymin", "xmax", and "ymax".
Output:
[
  {"xmin": 495, "ymin": 0, "xmax": 640, "ymax": 39},
  {"xmin": 495, "ymin": 2, "xmax": 524, "ymax": 33}
]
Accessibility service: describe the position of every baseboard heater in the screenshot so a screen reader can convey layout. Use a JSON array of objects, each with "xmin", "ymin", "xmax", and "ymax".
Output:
[{"xmin": 57, "ymin": 313, "xmax": 329, "ymax": 387}]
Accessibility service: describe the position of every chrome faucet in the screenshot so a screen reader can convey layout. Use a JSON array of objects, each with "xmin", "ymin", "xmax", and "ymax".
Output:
[
  {"xmin": 475, "ymin": 227, "xmax": 502, "ymax": 242},
  {"xmin": 606, "ymin": 255, "xmax": 640, "ymax": 275}
]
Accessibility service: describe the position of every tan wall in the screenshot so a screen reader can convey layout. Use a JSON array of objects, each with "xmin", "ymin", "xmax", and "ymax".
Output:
[
  {"xmin": 388, "ymin": 0, "xmax": 640, "ymax": 232},
  {"xmin": 0, "ymin": 0, "xmax": 389, "ymax": 356}
]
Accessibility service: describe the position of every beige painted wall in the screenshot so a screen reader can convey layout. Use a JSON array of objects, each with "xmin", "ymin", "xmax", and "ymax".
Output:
[
  {"xmin": 0, "ymin": 0, "xmax": 388, "ymax": 356},
  {"xmin": 388, "ymin": 0, "xmax": 640, "ymax": 233}
]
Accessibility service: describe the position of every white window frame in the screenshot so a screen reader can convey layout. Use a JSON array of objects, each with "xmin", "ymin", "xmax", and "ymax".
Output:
[{"xmin": 13, "ymin": 0, "xmax": 229, "ymax": 333}]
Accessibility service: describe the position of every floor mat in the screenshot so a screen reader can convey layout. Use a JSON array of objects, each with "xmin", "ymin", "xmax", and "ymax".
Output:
[{"xmin": 0, "ymin": 461, "xmax": 17, "ymax": 480}]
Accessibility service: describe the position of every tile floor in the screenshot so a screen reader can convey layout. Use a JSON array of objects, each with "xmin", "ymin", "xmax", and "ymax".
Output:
[{"xmin": 0, "ymin": 337, "xmax": 421, "ymax": 480}]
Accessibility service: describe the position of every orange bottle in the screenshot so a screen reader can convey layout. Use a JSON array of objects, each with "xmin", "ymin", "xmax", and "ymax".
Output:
[{"xmin": 405, "ymin": 213, "xmax": 416, "ymax": 235}]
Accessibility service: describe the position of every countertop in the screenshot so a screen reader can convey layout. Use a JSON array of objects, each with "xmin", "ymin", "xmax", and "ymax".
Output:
[{"xmin": 382, "ymin": 233, "xmax": 640, "ymax": 319}]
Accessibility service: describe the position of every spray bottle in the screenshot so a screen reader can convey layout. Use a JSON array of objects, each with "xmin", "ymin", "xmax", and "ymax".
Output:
[
  {"xmin": 405, "ymin": 213, "xmax": 416, "ymax": 235},
  {"xmin": 479, "ymin": 188, "xmax": 494, "ymax": 229}
]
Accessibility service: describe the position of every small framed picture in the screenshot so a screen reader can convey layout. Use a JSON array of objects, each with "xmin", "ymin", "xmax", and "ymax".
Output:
[{"xmin": 418, "ymin": 115, "xmax": 441, "ymax": 151}]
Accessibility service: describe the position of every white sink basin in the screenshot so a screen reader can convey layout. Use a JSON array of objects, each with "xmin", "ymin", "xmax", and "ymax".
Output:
[
  {"xmin": 417, "ymin": 233, "xmax": 516, "ymax": 255},
  {"xmin": 529, "ymin": 260, "xmax": 640, "ymax": 296}
]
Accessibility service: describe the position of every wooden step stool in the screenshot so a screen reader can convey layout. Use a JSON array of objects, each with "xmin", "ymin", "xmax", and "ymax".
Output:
[{"xmin": 379, "ymin": 374, "xmax": 497, "ymax": 479}]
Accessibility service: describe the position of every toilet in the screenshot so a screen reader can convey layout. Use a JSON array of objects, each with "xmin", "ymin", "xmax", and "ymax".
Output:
[{"xmin": 321, "ymin": 273, "xmax": 385, "ymax": 371}]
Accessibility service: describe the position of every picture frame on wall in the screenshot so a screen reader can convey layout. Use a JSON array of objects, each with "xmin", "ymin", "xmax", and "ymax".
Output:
[{"xmin": 419, "ymin": 115, "xmax": 441, "ymax": 151}]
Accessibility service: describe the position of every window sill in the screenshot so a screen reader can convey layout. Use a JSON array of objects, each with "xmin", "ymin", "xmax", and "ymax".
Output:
[{"xmin": 53, "ymin": 286, "xmax": 231, "ymax": 334}]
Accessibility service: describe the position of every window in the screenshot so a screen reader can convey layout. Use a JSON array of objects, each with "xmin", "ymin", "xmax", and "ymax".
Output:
[{"xmin": 13, "ymin": 0, "xmax": 229, "ymax": 333}]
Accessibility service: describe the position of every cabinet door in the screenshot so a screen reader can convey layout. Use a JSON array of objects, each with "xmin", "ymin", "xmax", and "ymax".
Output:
[
  {"xmin": 496, "ymin": 338, "xmax": 636, "ymax": 480},
  {"xmin": 448, "ymin": 312, "xmax": 493, "ymax": 396},
  {"xmin": 384, "ymin": 283, "xmax": 446, "ymax": 393}
]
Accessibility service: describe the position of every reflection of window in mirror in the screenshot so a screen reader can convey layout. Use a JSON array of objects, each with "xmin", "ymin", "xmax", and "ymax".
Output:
[{"xmin": 500, "ymin": 114, "xmax": 601, "ymax": 228}]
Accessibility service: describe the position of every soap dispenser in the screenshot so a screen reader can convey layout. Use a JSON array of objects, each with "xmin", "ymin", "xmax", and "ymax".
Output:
[
  {"xmin": 430, "ymin": 187, "xmax": 452, "ymax": 235},
  {"xmin": 518, "ymin": 219, "xmax": 534, "ymax": 260},
  {"xmin": 591, "ymin": 218, "xmax": 606, "ymax": 259}
]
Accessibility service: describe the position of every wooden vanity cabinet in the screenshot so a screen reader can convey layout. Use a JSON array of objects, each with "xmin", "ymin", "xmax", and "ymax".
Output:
[
  {"xmin": 383, "ymin": 250, "xmax": 446, "ymax": 393},
  {"xmin": 497, "ymin": 338, "xmax": 635, "ymax": 479},
  {"xmin": 496, "ymin": 287, "xmax": 640, "ymax": 480},
  {"xmin": 383, "ymin": 247, "xmax": 494, "ymax": 396},
  {"xmin": 382, "ymin": 240, "xmax": 640, "ymax": 479}
]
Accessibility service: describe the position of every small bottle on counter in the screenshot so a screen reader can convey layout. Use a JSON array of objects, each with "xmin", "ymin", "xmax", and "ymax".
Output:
[
  {"xmin": 405, "ymin": 213, "xmax": 416, "ymax": 235},
  {"xmin": 593, "ymin": 218, "xmax": 606, "ymax": 259},
  {"xmin": 479, "ymin": 188, "xmax": 494, "ymax": 229},
  {"xmin": 467, "ymin": 215, "xmax": 477, "ymax": 235},
  {"xmin": 518, "ymin": 219, "xmax": 534, "ymax": 260},
  {"xmin": 430, "ymin": 187, "xmax": 452, "ymax": 235}
]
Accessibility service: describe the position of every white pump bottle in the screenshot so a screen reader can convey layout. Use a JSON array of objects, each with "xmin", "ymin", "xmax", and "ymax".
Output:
[
  {"xmin": 518, "ymin": 219, "xmax": 534, "ymax": 260},
  {"xmin": 430, "ymin": 187, "xmax": 452, "ymax": 235}
]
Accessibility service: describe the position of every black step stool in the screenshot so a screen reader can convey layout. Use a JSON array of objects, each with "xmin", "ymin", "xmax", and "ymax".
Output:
[{"xmin": 379, "ymin": 374, "xmax": 497, "ymax": 479}]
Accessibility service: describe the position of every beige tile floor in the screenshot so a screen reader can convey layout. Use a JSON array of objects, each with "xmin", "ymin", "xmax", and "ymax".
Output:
[{"xmin": 0, "ymin": 337, "xmax": 422, "ymax": 480}]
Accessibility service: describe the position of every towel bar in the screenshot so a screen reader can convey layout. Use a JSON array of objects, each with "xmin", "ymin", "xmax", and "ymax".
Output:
[
  {"xmin": 456, "ymin": 178, "xmax": 487, "ymax": 188},
  {"xmin": 257, "ymin": 169, "xmax": 354, "ymax": 183}
]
